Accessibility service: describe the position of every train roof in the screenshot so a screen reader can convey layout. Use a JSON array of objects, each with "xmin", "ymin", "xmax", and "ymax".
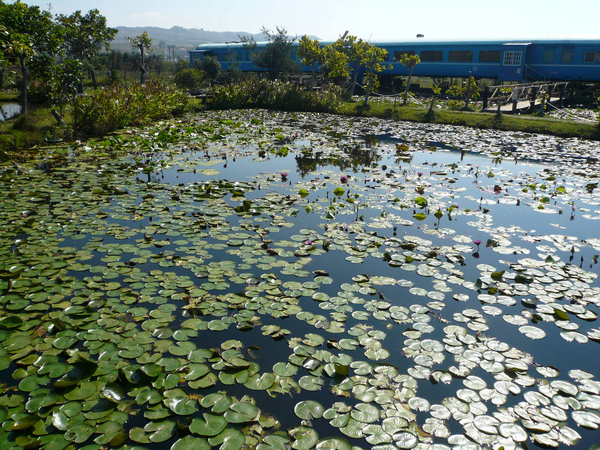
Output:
[{"xmin": 193, "ymin": 39, "xmax": 600, "ymax": 51}]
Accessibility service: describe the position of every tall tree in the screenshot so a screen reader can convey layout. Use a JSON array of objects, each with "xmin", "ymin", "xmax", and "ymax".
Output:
[
  {"xmin": 361, "ymin": 43, "xmax": 389, "ymax": 107},
  {"xmin": 297, "ymin": 35, "xmax": 321, "ymax": 90},
  {"xmin": 127, "ymin": 32, "xmax": 153, "ymax": 84},
  {"xmin": 397, "ymin": 53, "xmax": 420, "ymax": 105},
  {"xmin": 322, "ymin": 34, "xmax": 366, "ymax": 97},
  {"xmin": 242, "ymin": 27, "xmax": 298, "ymax": 79},
  {"xmin": 57, "ymin": 9, "xmax": 117, "ymax": 89},
  {"xmin": 0, "ymin": 1, "xmax": 62, "ymax": 114}
]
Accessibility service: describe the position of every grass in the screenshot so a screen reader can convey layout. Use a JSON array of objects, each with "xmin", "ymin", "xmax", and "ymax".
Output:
[{"xmin": 337, "ymin": 101, "xmax": 600, "ymax": 141}]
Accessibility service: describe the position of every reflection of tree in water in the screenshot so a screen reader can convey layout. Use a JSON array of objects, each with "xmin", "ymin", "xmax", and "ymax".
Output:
[{"xmin": 295, "ymin": 139, "xmax": 383, "ymax": 178}]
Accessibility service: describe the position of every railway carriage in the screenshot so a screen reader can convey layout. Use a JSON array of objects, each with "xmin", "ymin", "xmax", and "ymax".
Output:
[{"xmin": 190, "ymin": 39, "xmax": 600, "ymax": 83}]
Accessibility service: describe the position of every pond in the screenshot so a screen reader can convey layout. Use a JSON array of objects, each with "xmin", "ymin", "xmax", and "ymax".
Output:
[{"xmin": 1, "ymin": 109, "xmax": 600, "ymax": 449}]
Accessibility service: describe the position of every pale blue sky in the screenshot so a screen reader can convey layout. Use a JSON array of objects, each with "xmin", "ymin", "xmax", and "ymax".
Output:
[{"xmin": 25, "ymin": 0, "xmax": 600, "ymax": 42}]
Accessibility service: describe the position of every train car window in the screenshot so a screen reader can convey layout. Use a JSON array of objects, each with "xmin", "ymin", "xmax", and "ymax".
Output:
[
  {"xmin": 584, "ymin": 51, "xmax": 597, "ymax": 63},
  {"xmin": 561, "ymin": 50, "xmax": 574, "ymax": 63},
  {"xmin": 420, "ymin": 51, "xmax": 443, "ymax": 62},
  {"xmin": 393, "ymin": 50, "xmax": 416, "ymax": 61},
  {"xmin": 543, "ymin": 50, "xmax": 555, "ymax": 63},
  {"xmin": 503, "ymin": 51, "xmax": 522, "ymax": 66},
  {"xmin": 479, "ymin": 51, "xmax": 501, "ymax": 63},
  {"xmin": 449, "ymin": 51, "xmax": 473, "ymax": 62}
]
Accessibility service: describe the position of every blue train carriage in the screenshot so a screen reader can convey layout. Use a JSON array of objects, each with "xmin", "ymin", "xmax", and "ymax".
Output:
[
  {"xmin": 378, "ymin": 40, "xmax": 600, "ymax": 82},
  {"xmin": 526, "ymin": 40, "xmax": 600, "ymax": 81},
  {"xmin": 190, "ymin": 42, "xmax": 309, "ymax": 73},
  {"xmin": 190, "ymin": 39, "xmax": 600, "ymax": 83}
]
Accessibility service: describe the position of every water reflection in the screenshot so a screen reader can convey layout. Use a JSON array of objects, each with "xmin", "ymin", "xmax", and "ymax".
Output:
[{"xmin": 295, "ymin": 142, "xmax": 383, "ymax": 177}]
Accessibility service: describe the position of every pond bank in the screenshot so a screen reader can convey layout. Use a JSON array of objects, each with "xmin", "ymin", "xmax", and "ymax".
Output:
[{"xmin": 337, "ymin": 101, "xmax": 600, "ymax": 142}]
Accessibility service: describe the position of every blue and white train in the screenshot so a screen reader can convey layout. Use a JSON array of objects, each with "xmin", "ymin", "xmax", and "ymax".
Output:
[{"xmin": 190, "ymin": 39, "xmax": 600, "ymax": 82}]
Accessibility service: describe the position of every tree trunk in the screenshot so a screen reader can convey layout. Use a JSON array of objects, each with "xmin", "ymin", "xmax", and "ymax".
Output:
[
  {"xmin": 349, "ymin": 65, "xmax": 359, "ymax": 97},
  {"xmin": 19, "ymin": 56, "xmax": 28, "ymax": 115},
  {"xmin": 403, "ymin": 67, "xmax": 414, "ymax": 105},
  {"xmin": 140, "ymin": 48, "xmax": 146, "ymax": 84},
  {"xmin": 363, "ymin": 65, "xmax": 374, "ymax": 108},
  {"xmin": 89, "ymin": 58, "xmax": 98, "ymax": 90}
]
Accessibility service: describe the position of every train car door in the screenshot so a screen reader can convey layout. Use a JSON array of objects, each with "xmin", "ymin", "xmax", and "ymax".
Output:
[{"xmin": 499, "ymin": 43, "xmax": 531, "ymax": 81}]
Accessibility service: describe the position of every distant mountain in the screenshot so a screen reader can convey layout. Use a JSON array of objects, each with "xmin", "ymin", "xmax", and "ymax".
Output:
[
  {"xmin": 111, "ymin": 26, "xmax": 319, "ymax": 59},
  {"xmin": 111, "ymin": 26, "xmax": 267, "ymax": 57}
]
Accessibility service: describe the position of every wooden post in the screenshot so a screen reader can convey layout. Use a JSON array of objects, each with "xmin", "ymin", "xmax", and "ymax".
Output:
[
  {"xmin": 559, "ymin": 83, "xmax": 566, "ymax": 108},
  {"xmin": 482, "ymin": 86, "xmax": 489, "ymax": 110},
  {"xmin": 546, "ymin": 84, "xmax": 555, "ymax": 112},
  {"xmin": 530, "ymin": 86, "xmax": 538, "ymax": 109}
]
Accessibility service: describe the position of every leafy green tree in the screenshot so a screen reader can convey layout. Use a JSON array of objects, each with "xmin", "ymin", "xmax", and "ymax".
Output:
[
  {"xmin": 0, "ymin": 1, "xmax": 63, "ymax": 114},
  {"xmin": 323, "ymin": 35, "xmax": 367, "ymax": 97},
  {"xmin": 202, "ymin": 55, "xmax": 221, "ymax": 82},
  {"xmin": 56, "ymin": 9, "xmax": 117, "ymax": 89},
  {"xmin": 50, "ymin": 58, "xmax": 84, "ymax": 124},
  {"xmin": 242, "ymin": 27, "xmax": 298, "ymax": 79},
  {"xmin": 174, "ymin": 68, "xmax": 203, "ymax": 92},
  {"xmin": 361, "ymin": 43, "xmax": 389, "ymax": 107},
  {"xmin": 397, "ymin": 53, "xmax": 420, "ymax": 105},
  {"xmin": 127, "ymin": 32, "xmax": 153, "ymax": 83},
  {"xmin": 320, "ymin": 44, "xmax": 350, "ymax": 86},
  {"xmin": 297, "ymin": 35, "xmax": 322, "ymax": 90}
]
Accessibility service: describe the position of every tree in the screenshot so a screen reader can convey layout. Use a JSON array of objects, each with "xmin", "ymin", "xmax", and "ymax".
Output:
[
  {"xmin": 361, "ymin": 43, "xmax": 389, "ymax": 107},
  {"xmin": 322, "ymin": 34, "xmax": 375, "ymax": 98},
  {"xmin": 201, "ymin": 55, "xmax": 221, "ymax": 82},
  {"xmin": 297, "ymin": 35, "xmax": 322, "ymax": 90},
  {"xmin": 0, "ymin": 1, "xmax": 63, "ymax": 114},
  {"xmin": 57, "ymin": 9, "xmax": 117, "ymax": 89},
  {"xmin": 127, "ymin": 32, "xmax": 153, "ymax": 83},
  {"xmin": 397, "ymin": 53, "xmax": 420, "ymax": 105},
  {"xmin": 242, "ymin": 27, "xmax": 298, "ymax": 79}
]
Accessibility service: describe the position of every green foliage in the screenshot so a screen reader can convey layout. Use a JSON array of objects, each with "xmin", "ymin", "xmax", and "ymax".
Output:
[
  {"xmin": 397, "ymin": 54, "xmax": 421, "ymax": 105},
  {"xmin": 298, "ymin": 35, "xmax": 322, "ymax": 68},
  {"xmin": 0, "ymin": 1, "xmax": 63, "ymax": 113},
  {"xmin": 174, "ymin": 68, "xmax": 204, "ymax": 92},
  {"xmin": 206, "ymin": 77, "xmax": 341, "ymax": 112},
  {"xmin": 71, "ymin": 77, "xmax": 188, "ymax": 137},
  {"xmin": 242, "ymin": 27, "xmax": 298, "ymax": 79},
  {"xmin": 51, "ymin": 59, "xmax": 84, "ymax": 114},
  {"xmin": 361, "ymin": 44, "xmax": 389, "ymax": 107},
  {"xmin": 298, "ymin": 35, "xmax": 322, "ymax": 89},
  {"xmin": 56, "ymin": 9, "xmax": 117, "ymax": 89},
  {"xmin": 321, "ymin": 35, "xmax": 363, "ymax": 93},
  {"xmin": 127, "ymin": 31, "xmax": 153, "ymax": 83},
  {"xmin": 202, "ymin": 56, "xmax": 221, "ymax": 81}
]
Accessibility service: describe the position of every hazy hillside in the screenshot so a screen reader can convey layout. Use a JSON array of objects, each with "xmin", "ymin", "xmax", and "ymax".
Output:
[
  {"xmin": 111, "ymin": 26, "xmax": 319, "ymax": 59},
  {"xmin": 111, "ymin": 26, "xmax": 269, "ymax": 58}
]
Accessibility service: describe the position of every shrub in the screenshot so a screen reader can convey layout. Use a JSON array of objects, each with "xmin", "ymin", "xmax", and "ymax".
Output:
[
  {"xmin": 71, "ymin": 77, "xmax": 189, "ymax": 137},
  {"xmin": 205, "ymin": 77, "xmax": 342, "ymax": 113},
  {"xmin": 174, "ymin": 68, "xmax": 204, "ymax": 92}
]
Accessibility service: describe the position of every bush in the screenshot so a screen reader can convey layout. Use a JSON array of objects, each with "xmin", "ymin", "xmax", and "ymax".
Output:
[
  {"xmin": 71, "ymin": 77, "xmax": 189, "ymax": 137},
  {"xmin": 205, "ymin": 77, "xmax": 342, "ymax": 113},
  {"xmin": 174, "ymin": 68, "xmax": 204, "ymax": 92}
]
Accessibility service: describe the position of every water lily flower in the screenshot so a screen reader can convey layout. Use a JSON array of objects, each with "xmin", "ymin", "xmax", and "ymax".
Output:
[
  {"xmin": 340, "ymin": 175, "xmax": 348, "ymax": 183},
  {"xmin": 281, "ymin": 172, "xmax": 288, "ymax": 181},
  {"xmin": 417, "ymin": 172, "xmax": 423, "ymax": 177},
  {"xmin": 305, "ymin": 239, "xmax": 313, "ymax": 245},
  {"xmin": 474, "ymin": 240, "xmax": 481, "ymax": 246}
]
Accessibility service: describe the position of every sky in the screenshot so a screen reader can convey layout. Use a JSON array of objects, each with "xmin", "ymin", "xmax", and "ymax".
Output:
[{"xmin": 22, "ymin": 0, "xmax": 600, "ymax": 42}]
